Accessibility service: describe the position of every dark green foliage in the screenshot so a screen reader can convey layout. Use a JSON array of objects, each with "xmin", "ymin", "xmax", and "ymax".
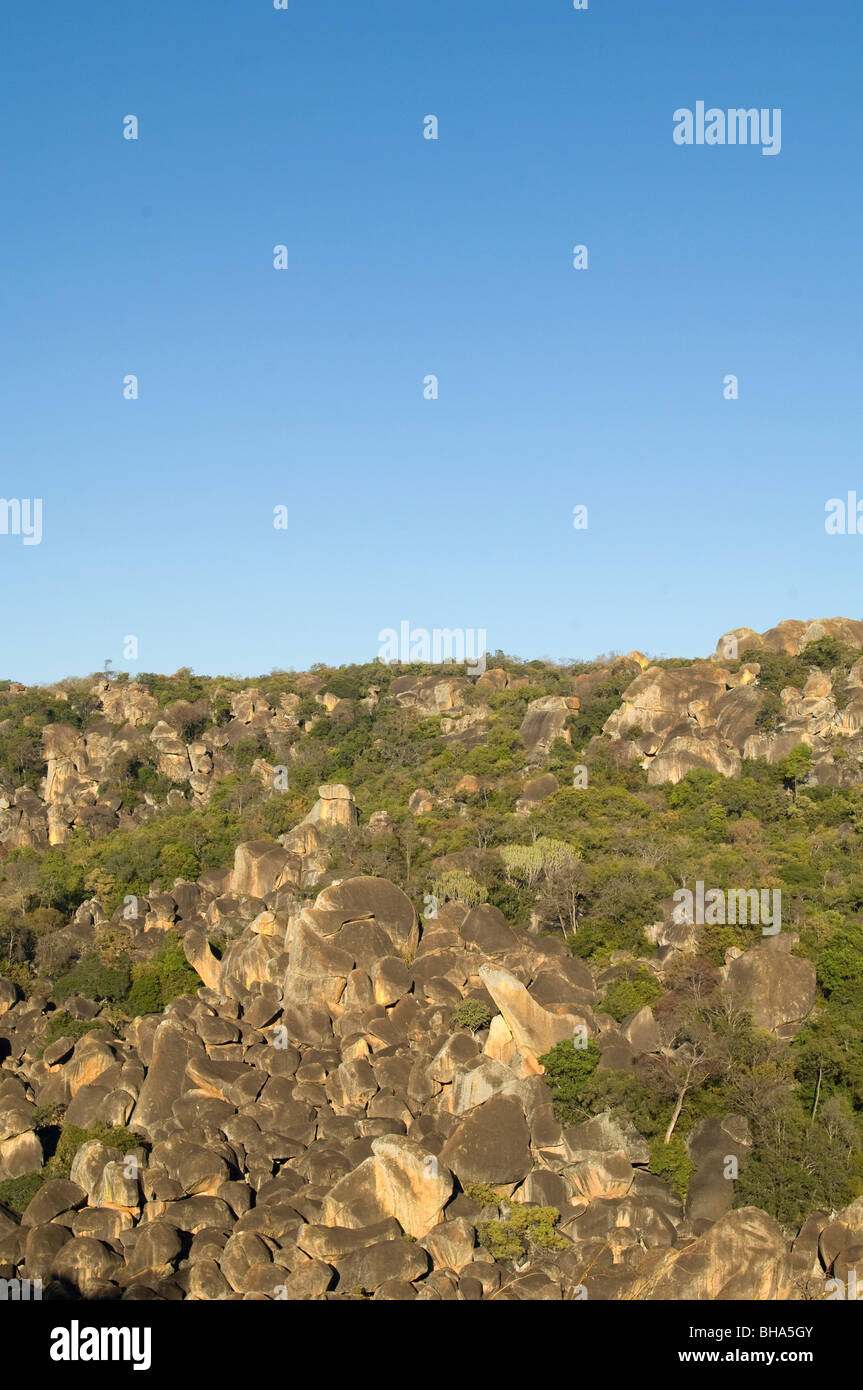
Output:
[
  {"xmin": 755, "ymin": 692, "xmax": 783, "ymax": 730},
  {"xmin": 538, "ymin": 1038, "xmax": 602, "ymax": 1126},
  {"xmin": 40, "ymin": 1012, "xmax": 111, "ymax": 1055},
  {"xmin": 0, "ymin": 1171, "xmax": 44, "ymax": 1215},
  {"xmin": 323, "ymin": 674, "xmax": 364, "ymax": 700},
  {"xmin": 53, "ymin": 952, "xmax": 132, "ymax": 1004},
  {"xmin": 48, "ymin": 1123, "xmax": 143, "ymax": 1178},
  {"xmin": 567, "ymin": 677, "xmax": 631, "ymax": 748},
  {"xmin": 601, "ymin": 967, "xmax": 662, "ymax": 1022},
  {"xmin": 648, "ymin": 1137, "xmax": 696, "ymax": 1197},
  {"xmin": 125, "ymin": 932, "xmax": 200, "ymax": 1015}
]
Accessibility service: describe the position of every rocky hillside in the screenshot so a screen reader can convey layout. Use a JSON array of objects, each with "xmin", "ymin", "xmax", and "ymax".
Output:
[
  {"xmin": 1, "ymin": 621, "xmax": 863, "ymax": 1300},
  {"xmin": 603, "ymin": 617, "xmax": 863, "ymax": 785}
]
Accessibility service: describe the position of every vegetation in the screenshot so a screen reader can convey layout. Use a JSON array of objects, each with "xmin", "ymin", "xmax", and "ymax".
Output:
[
  {"xmin": 452, "ymin": 999, "xmax": 492, "ymax": 1033},
  {"xmin": 477, "ymin": 1202, "xmax": 569, "ymax": 1260}
]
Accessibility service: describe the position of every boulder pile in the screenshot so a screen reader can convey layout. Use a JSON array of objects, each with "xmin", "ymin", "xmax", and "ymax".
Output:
[{"xmin": 0, "ymin": 873, "xmax": 841, "ymax": 1301}]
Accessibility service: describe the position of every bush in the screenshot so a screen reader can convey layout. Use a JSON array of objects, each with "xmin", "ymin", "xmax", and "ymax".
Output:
[
  {"xmin": 324, "ymin": 674, "xmax": 364, "ymax": 701},
  {"xmin": 478, "ymin": 1203, "xmax": 569, "ymax": 1261},
  {"xmin": 431, "ymin": 869, "xmax": 488, "ymax": 908},
  {"xmin": 53, "ymin": 953, "xmax": 132, "ymax": 1005},
  {"xmin": 0, "ymin": 1171, "xmax": 44, "ymax": 1216},
  {"xmin": 124, "ymin": 932, "xmax": 200, "ymax": 1016},
  {"xmin": 46, "ymin": 1123, "xmax": 144, "ymax": 1179},
  {"xmin": 464, "ymin": 1182, "xmax": 501, "ymax": 1208},
  {"xmin": 601, "ymin": 967, "xmax": 662, "ymax": 1022},
  {"xmin": 452, "ymin": 999, "xmax": 492, "ymax": 1034},
  {"xmin": 40, "ymin": 1012, "xmax": 112, "ymax": 1056},
  {"xmin": 649, "ymin": 1136, "xmax": 696, "ymax": 1197},
  {"xmin": 538, "ymin": 1038, "xmax": 602, "ymax": 1126}
]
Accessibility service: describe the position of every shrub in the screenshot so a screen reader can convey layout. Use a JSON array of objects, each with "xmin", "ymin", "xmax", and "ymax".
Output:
[
  {"xmin": 40, "ymin": 1012, "xmax": 112, "ymax": 1056},
  {"xmin": 649, "ymin": 1136, "xmax": 696, "ymax": 1197},
  {"xmin": 755, "ymin": 693, "xmax": 783, "ymax": 731},
  {"xmin": 464, "ymin": 1182, "xmax": 501, "ymax": 1208},
  {"xmin": 538, "ymin": 1038, "xmax": 602, "ymax": 1126},
  {"xmin": 431, "ymin": 869, "xmax": 488, "ymax": 908},
  {"xmin": 125, "ymin": 932, "xmax": 200, "ymax": 1016},
  {"xmin": 0, "ymin": 1171, "xmax": 44, "ymax": 1216},
  {"xmin": 601, "ymin": 967, "xmax": 662, "ymax": 1022},
  {"xmin": 53, "ymin": 953, "xmax": 132, "ymax": 1005},
  {"xmin": 324, "ymin": 674, "xmax": 364, "ymax": 701},
  {"xmin": 478, "ymin": 1203, "xmax": 569, "ymax": 1261},
  {"xmin": 46, "ymin": 1123, "xmax": 144, "ymax": 1179},
  {"xmin": 452, "ymin": 999, "xmax": 492, "ymax": 1034}
]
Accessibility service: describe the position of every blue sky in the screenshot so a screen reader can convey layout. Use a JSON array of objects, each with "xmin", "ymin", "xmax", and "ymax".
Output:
[{"xmin": 1, "ymin": 0, "xmax": 861, "ymax": 682}]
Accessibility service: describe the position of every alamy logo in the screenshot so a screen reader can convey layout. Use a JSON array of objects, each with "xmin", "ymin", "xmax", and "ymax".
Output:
[
  {"xmin": 0, "ymin": 498, "xmax": 42, "ymax": 545},
  {"xmin": 50, "ymin": 1320, "xmax": 151, "ymax": 1371},
  {"xmin": 826, "ymin": 1270, "xmax": 861, "ymax": 1300},
  {"xmin": 825, "ymin": 494, "xmax": 863, "ymax": 534},
  {"xmin": 673, "ymin": 103, "xmax": 782, "ymax": 156},
  {"xmin": 378, "ymin": 621, "xmax": 487, "ymax": 675},
  {"xmin": 0, "ymin": 1277, "xmax": 42, "ymax": 1300},
  {"xmin": 673, "ymin": 881, "xmax": 781, "ymax": 935}
]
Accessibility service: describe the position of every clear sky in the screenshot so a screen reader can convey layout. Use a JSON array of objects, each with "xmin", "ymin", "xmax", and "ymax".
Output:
[{"xmin": 1, "ymin": 0, "xmax": 861, "ymax": 682}]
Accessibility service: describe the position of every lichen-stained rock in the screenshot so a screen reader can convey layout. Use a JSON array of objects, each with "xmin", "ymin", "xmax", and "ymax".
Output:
[
  {"xmin": 150, "ymin": 721, "xmax": 192, "ymax": 782},
  {"xmin": 482, "ymin": 1012, "xmax": 538, "ymax": 1079},
  {"xmin": 604, "ymin": 666, "xmax": 726, "ymax": 740},
  {"xmin": 229, "ymin": 840, "xmax": 294, "ymax": 900},
  {"xmin": 303, "ymin": 784, "xmax": 359, "ymax": 830},
  {"xmin": 20, "ymin": 1179, "xmax": 86, "ymax": 1227},
  {"xmin": 320, "ymin": 1136, "xmax": 452, "ymax": 1239},
  {"xmin": 94, "ymin": 1160, "xmax": 141, "ymax": 1212},
  {"xmin": 478, "ymin": 964, "xmax": 583, "ymax": 1067},
  {"xmin": 335, "ymin": 1238, "xmax": 430, "ymax": 1292},
  {"xmin": 150, "ymin": 1136, "xmax": 230, "ymax": 1197},
  {"xmin": 519, "ymin": 695, "xmax": 579, "ymax": 762},
  {"xmin": 562, "ymin": 1111, "xmax": 650, "ymax": 1167},
  {"xmin": 52, "ymin": 1236, "xmax": 123, "ymax": 1294},
  {"xmin": 121, "ymin": 1221, "xmax": 183, "ymax": 1281},
  {"xmin": 724, "ymin": 940, "xmax": 816, "ymax": 1035},
  {"xmin": 646, "ymin": 732, "xmax": 741, "ymax": 785},
  {"xmin": 389, "ymin": 675, "xmax": 467, "ymax": 717},
  {"xmin": 627, "ymin": 1208, "xmax": 791, "ymax": 1301},
  {"xmin": 183, "ymin": 929, "xmax": 223, "ymax": 992},
  {"xmin": 217, "ymin": 912, "xmax": 285, "ymax": 996},
  {"xmin": 283, "ymin": 919, "xmax": 354, "ymax": 1010},
  {"xmin": 97, "ymin": 679, "xmax": 159, "ymax": 727},
  {"xmin": 313, "ymin": 876, "xmax": 419, "ymax": 959},
  {"xmin": 515, "ymin": 773, "xmax": 560, "ymax": 814},
  {"xmin": 620, "ymin": 1006, "xmax": 661, "ymax": 1054},
  {"xmin": 297, "ymin": 1219, "xmax": 402, "ymax": 1262},
  {"xmin": 131, "ymin": 1021, "xmax": 204, "ymax": 1140},
  {"xmin": 0, "ymin": 976, "xmax": 19, "ymax": 1015},
  {"xmin": 0, "ymin": 1128, "xmax": 42, "ymax": 1181},
  {"xmin": 685, "ymin": 1115, "xmax": 752, "ymax": 1225},
  {"xmin": 420, "ymin": 1217, "xmax": 476, "ymax": 1272},
  {"xmin": 0, "ymin": 1098, "xmax": 36, "ymax": 1145},
  {"xmin": 371, "ymin": 956, "xmax": 411, "ymax": 1006},
  {"xmin": 568, "ymin": 1151, "xmax": 634, "ymax": 1201},
  {"xmin": 436, "ymin": 1057, "xmax": 519, "ymax": 1116},
  {"xmin": 62, "ymin": 1037, "xmax": 119, "ymax": 1098},
  {"xmin": 438, "ymin": 1095, "xmax": 531, "ymax": 1185},
  {"xmin": 368, "ymin": 1135, "xmax": 452, "ymax": 1238},
  {"xmin": 459, "ymin": 904, "xmax": 518, "ymax": 956},
  {"xmin": 23, "ymin": 1221, "xmax": 73, "ymax": 1279}
]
